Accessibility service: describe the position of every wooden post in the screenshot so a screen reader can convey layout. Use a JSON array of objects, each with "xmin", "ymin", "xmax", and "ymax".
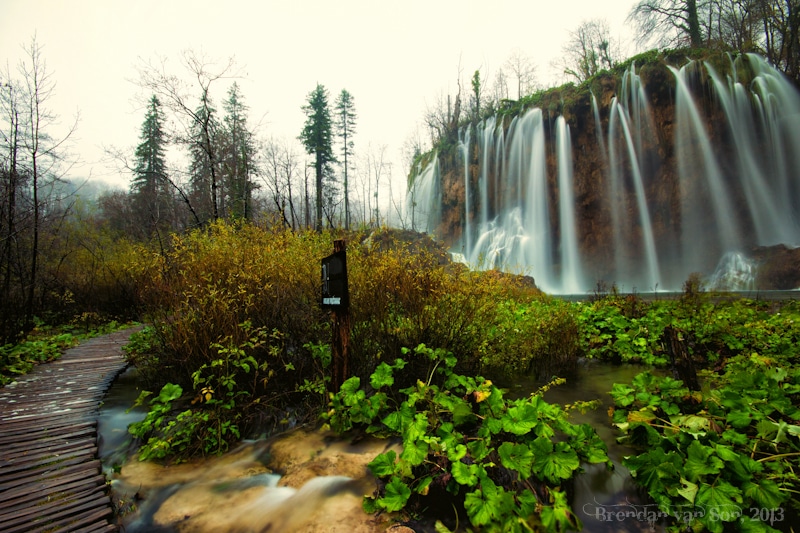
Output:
[{"xmin": 330, "ymin": 239, "xmax": 350, "ymax": 393}]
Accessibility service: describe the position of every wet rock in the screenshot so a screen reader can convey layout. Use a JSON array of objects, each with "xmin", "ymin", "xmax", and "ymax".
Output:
[{"xmin": 751, "ymin": 244, "xmax": 800, "ymax": 290}]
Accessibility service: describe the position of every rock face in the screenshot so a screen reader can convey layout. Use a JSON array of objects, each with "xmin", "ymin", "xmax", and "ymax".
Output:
[
  {"xmin": 413, "ymin": 52, "xmax": 800, "ymax": 292},
  {"xmin": 752, "ymin": 245, "xmax": 800, "ymax": 290}
]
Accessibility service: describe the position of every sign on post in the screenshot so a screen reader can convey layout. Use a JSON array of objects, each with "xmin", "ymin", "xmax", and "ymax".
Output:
[
  {"xmin": 322, "ymin": 240, "xmax": 350, "ymax": 394},
  {"xmin": 321, "ymin": 248, "xmax": 349, "ymax": 309}
]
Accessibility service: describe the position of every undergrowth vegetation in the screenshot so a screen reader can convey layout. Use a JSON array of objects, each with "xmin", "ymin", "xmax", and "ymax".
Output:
[
  {"xmin": 80, "ymin": 221, "xmax": 799, "ymax": 531},
  {"xmin": 122, "ymin": 221, "xmax": 564, "ymax": 460}
]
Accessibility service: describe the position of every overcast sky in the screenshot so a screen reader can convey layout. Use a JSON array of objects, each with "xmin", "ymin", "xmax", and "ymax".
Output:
[{"xmin": 1, "ymin": 0, "xmax": 638, "ymax": 195}]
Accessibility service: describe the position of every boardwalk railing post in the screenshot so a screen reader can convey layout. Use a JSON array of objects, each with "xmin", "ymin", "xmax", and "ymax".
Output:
[{"xmin": 321, "ymin": 239, "xmax": 350, "ymax": 395}]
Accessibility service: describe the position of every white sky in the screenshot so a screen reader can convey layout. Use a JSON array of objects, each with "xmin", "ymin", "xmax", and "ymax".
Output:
[{"xmin": 1, "ymin": 0, "xmax": 638, "ymax": 195}]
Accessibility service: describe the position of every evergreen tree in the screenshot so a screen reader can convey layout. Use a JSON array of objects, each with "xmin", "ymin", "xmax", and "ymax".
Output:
[
  {"xmin": 334, "ymin": 89, "xmax": 356, "ymax": 229},
  {"xmin": 131, "ymin": 95, "xmax": 172, "ymax": 237},
  {"xmin": 220, "ymin": 82, "xmax": 257, "ymax": 220},
  {"xmin": 300, "ymin": 83, "xmax": 336, "ymax": 231},
  {"xmin": 187, "ymin": 97, "xmax": 219, "ymax": 225}
]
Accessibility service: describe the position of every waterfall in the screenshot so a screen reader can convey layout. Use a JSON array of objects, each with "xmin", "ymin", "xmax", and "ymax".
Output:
[
  {"xmin": 460, "ymin": 127, "xmax": 473, "ymax": 254},
  {"xmin": 608, "ymin": 97, "xmax": 662, "ymax": 290},
  {"xmin": 405, "ymin": 155, "xmax": 440, "ymax": 234},
  {"xmin": 555, "ymin": 117, "xmax": 584, "ymax": 293},
  {"xmin": 408, "ymin": 54, "xmax": 800, "ymax": 294}
]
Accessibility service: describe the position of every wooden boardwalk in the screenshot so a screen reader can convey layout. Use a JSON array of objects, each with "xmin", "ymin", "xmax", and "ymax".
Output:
[{"xmin": 0, "ymin": 328, "xmax": 139, "ymax": 533}]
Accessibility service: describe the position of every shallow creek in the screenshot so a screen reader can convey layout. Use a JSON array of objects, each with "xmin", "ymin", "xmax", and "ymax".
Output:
[{"xmin": 98, "ymin": 363, "xmax": 666, "ymax": 532}]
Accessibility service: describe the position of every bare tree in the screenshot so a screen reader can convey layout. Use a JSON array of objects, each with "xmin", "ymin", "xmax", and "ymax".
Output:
[
  {"xmin": 137, "ymin": 51, "xmax": 239, "ymax": 223},
  {"xmin": 0, "ymin": 36, "xmax": 78, "ymax": 336},
  {"xmin": 364, "ymin": 143, "xmax": 390, "ymax": 227},
  {"xmin": 758, "ymin": 0, "xmax": 800, "ymax": 82},
  {"xmin": 558, "ymin": 19, "xmax": 621, "ymax": 83},
  {"xmin": 490, "ymin": 67, "xmax": 510, "ymax": 104},
  {"xmin": 261, "ymin": 136, "xmax": 302, "ymax": 229},
  {"xmin": 504, "ymin": 49, "xmax": 538, "ymax": 99}
]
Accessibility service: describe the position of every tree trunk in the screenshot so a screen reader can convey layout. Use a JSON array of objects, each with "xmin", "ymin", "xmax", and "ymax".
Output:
[
  {"xmin": 662, "ymin": 325, "xmax": 700, "ymax": 391},
  {"xmin": 686, "ymin": 0, "xmax": 703, "ymax": 47},
  {"xmin": 315, "ymin": 158, "xmax": 323, "ymax": 231}
]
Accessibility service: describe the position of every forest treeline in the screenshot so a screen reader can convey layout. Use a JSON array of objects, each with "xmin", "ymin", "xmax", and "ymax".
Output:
[{"xmin": 1, "ymin": 0, "xmax": 798, "ymax": 343}]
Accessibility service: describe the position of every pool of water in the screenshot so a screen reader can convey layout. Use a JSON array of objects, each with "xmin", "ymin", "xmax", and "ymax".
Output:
[{"xmin": 502, "ymin": 361, "xmax": 667, "ymax": 532}]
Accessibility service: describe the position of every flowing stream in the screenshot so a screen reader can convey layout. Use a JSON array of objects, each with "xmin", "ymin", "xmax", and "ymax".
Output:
[{"xmin": 99, "ymin": 363, "xmax": 666, "ymax": 532}]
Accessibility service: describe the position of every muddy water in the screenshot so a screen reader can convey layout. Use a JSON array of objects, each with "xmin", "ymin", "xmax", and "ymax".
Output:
[{"xmin": 98, "ymin": 363, "xmax": 664, "ymax": 532}]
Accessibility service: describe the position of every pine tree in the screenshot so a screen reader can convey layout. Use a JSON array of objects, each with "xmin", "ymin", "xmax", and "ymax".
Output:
[
  {"xmin": 335, "ymin": 89, "xmax": 357, "ymax": 230},
  {"xmin": 131, "ymin": 95, "xmax": 171, "ymax": 237},
  {"xmin": 187, "ymin": 98, "xmax": 219, "ymax": 225},
  {"xmin": 220, "ymin": 82, "xmax": 257, "ymax": 220},
  {"xmin": 300, "ymin": 84, "xmax": 336, "ymax": 231}
]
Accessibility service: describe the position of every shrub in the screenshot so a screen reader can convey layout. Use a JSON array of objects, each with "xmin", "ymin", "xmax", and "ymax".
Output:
[{"xmin": 481, "ymin": 297, "xmax": 581, "ymax": 378}]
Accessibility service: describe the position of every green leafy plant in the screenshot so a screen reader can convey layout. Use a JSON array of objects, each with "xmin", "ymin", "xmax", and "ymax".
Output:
[
  {"xmin": 325, "ymin": 344, "xmax": 609, "ymax": 532},
  {"xmin": 610, "ymin": 355, "xmax": 800, "ymax": 533},
  {"xmin": 128, "ymin": 382, "xmax": 189, "ymax": 461},
  {"xmin": 128, "ymin": 324, "xmax": 285, "ymax": 461}
]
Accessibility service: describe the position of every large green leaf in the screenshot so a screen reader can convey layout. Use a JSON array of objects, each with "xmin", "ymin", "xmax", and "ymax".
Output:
[
  {"xmin": 502, "ymin": 403, "xmax": 539, "ymax": 435},
  {"xmin": 155, "ymin": 382, "xmax": 183, "ymax": 403},
  {"xmin": 382, "ymin": 402, "xmax": 414, "ymax": 432},
  {"xmin": 378, "ymin": 476, "xmax": 412, "ymax": 512},
  {"xmin": 540, "ymin": 490, "xmax": 581, "ymax": 532},
  {"xmin": 742, "ymin": 478, "xmax": 787, "ymax": 509},
  {"xmin": 532, "ymin": 437, "xmax": 579, "ymax": 483},
  {"xmin": 464, "ymin": 489, "xmax": 494, "ymax": 526},
  {"xmin": 677, "ymin": 477, "xmax": 698, "ymax": 503},
  {"xmin": 498, "ymin": 441, "xmax": 534, "ymax": 478},
  {"xmin": 400, "ymin": 437, "xmax": 428, "ymax": 466},
  {"xmin": 370, "ymin": 362, "xmax": 395, "ymax": 389},
  {"xmin": 695, "ymin": 480, "xmax": 743, "ymax": 526},
  {"xmin": 623, "ymin": 448, "xmax": 681, "ymax": 494},
  {"xmin": 684, "ymin": 440, "xmax": 724, "ymax": 482},
  {"xmin": 451, "ymin": 460, "xmax": 480, "ymax": 486},
  {"xmin": 367, "ymin": 450, "xmax": 397, "ymax": 477}
]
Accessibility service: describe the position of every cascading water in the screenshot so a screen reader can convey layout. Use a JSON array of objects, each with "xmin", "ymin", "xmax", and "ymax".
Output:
[
  {"xmin": 460, "ymin": 127, "xmax": 473, "ymax": 255},
  {"xmin": 409, "ymin": 54, "xmax": 800, "ymax": 293},
  {"xmin": 555, "ymin": 117, "xmax": 585, "ymax": 293},
  {"xmin": 462, "ymin": 108, "xmax": 563, "ymax": 292},
  {"xmin": 672, "ymin": 62, "xmax": 743, "ymax": 280},
  {"xmin": 607, "ymin": 93, "xmax": 662, "ymax": 290},
  {"xmin": 405, "ymin": 154, "xmax": 440, "ymax": 234}
]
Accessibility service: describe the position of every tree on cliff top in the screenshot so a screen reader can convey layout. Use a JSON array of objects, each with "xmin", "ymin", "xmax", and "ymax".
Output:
[
  {"xmin": 558, "ymin": 18, "xmax": 621, "ymax": 83},
  {"xmin": 629, "ymin": 0, "xmax": 704, "ymax": 48}
]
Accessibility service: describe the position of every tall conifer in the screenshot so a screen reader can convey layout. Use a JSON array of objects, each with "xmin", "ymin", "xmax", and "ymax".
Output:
[
  {"xmin": 335, "ymin": 89, "xmax": 357, "ymax": 229},
  {"xmin": 131, "ymin": 95, "xmax": 171, "ymax": 237},
  {"xmin": 300, "ymin": 84, "xmax": 336, "ymax": 231}
]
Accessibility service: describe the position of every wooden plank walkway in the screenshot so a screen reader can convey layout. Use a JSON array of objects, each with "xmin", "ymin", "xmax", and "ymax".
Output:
[{"xmin": 0, "ymin": 327, "xmax": 140, "ymax": 533}]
